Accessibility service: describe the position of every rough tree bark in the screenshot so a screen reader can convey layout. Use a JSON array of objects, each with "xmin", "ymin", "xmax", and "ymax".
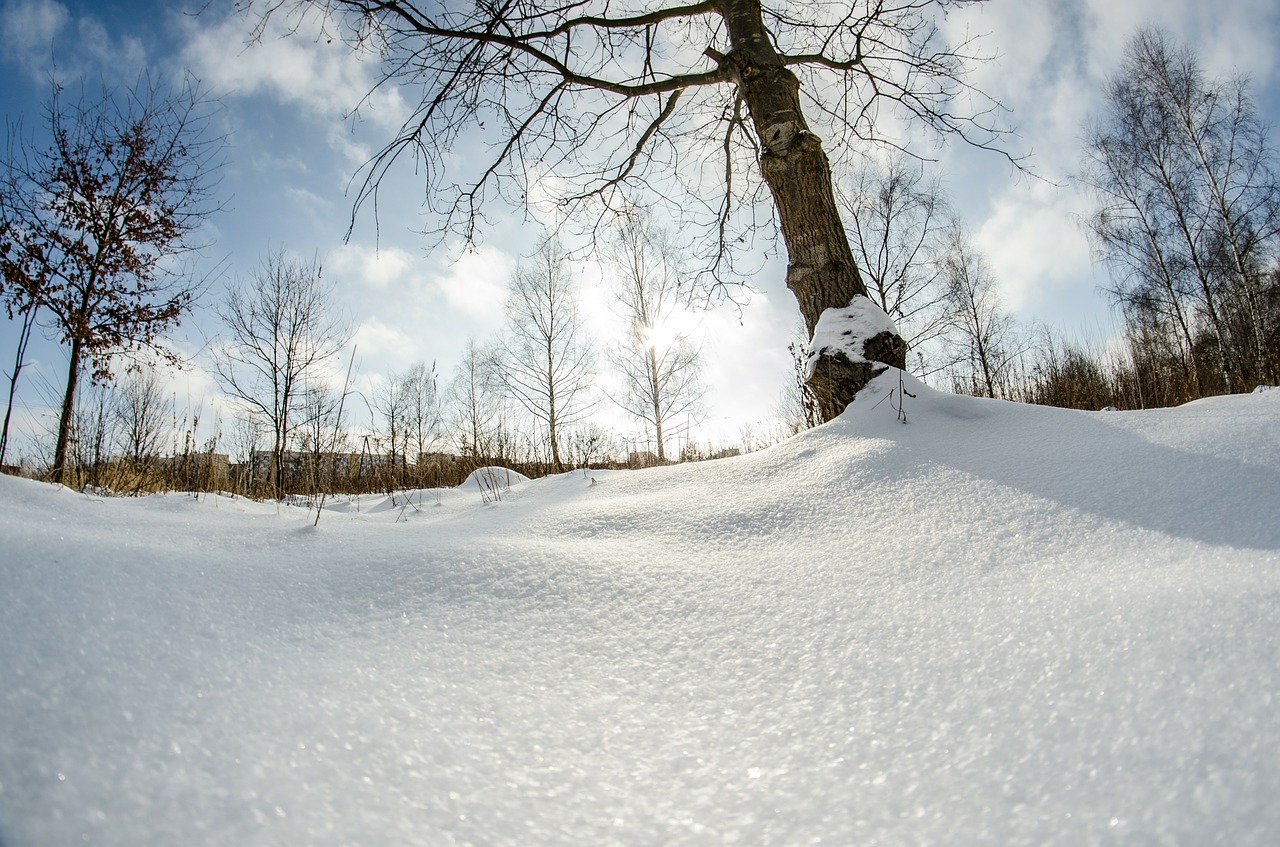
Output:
[{"xmin": 718, "ymin": 0, "xmax": 906, "ymax": 418}]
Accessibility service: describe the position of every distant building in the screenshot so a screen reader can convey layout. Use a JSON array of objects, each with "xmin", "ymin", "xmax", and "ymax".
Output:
[
  {"xmin": 417, "ymin": 451, "xmax": 461, "ymax": 467},
  {"xmin": 159, "ymin": 451, "xmax": 230, "ymax": 475},
  {"xmin": 627, "ymin": 450, "xmax": 661, "ymax": 468},
  {"xmin": 146, "ymin": 452, "xmax": 232, "ymax": 488}
]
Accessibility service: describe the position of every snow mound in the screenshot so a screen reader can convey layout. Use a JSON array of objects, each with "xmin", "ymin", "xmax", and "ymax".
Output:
[{"xmin": 459, "ymin": 465, "xmax": 530, "ymax": 488}]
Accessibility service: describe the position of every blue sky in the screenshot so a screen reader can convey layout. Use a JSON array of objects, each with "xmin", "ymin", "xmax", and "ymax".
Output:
[{"xmin": 2, "ymin": 0, "xmax": 1279, "ymax": 457}]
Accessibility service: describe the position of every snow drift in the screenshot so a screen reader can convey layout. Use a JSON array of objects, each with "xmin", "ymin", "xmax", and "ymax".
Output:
[{"xmin": 1, "ymin": 371, "xmax": 1277, "ymax": 845}]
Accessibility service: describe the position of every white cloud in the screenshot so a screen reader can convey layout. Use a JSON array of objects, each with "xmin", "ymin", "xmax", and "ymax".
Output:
[
  {"xmin": 698, "ymin": 288, "xmax": 796, "ymax": 438},
  {"xmin": 431, "ymin": 245, "xmax": 513, "ymax": 322},
  {"xmin": 973, "ymin": 182, "xmax": 1094, "ymax": 317},
  {"xmin": 945, "ymin": 0, "xmax": 1061, "ymax": 106},
  {"xmin": 351, "ymin": 317, "xmax": 421, "ymax": 364},
  {"xmin": 1199, "ymin": 3, "xmax": 1280, "ymax": 83},
  {"xmin": 180, "ymin": 8, "xmax": 407, "ymax": 134},
  {"xmin": 328, "ymin": 243, "xmax": 416, "ymax": 291},
  {"xmin": 0, "ymin": 0, "xmax": 146, "ymax": 83},
  {"xmin": 0, "ymin": 0, "xmax": 69, "ymax": 78},
  {"xmin": 77, "ymin": 15, "xmax": 145, "ymax": 77},
  {"xmin": 1080, "ymin": 0, "xmax": 1279, "ymax": 83}
]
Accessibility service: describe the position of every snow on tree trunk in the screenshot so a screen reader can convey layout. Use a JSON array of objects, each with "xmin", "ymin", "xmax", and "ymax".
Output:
[{"xmin": 805, "ymin": 297, "xmax": 906, "ymax": 419}]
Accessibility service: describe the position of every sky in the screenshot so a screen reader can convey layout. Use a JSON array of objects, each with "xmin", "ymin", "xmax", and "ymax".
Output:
[{"xmin": 1, "ymin": 0, "xmax": 1279, "ymax": 458}]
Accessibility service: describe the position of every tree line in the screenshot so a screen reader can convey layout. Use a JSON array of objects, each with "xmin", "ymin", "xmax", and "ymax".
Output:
[
  {"xmin": 206, "ymin": 209, "xmax": 715, "ymax": 498},
  {"xmin": 1079, "ymin": 28, "xmax": 1280, "ymax": 404},
  {"xmin": 1, "ymin": 185, "xmax": 723, "ymax": 495},
  {"xmin": 937, "ymin": 29, "xmax": 1280, "ymax": 411}
]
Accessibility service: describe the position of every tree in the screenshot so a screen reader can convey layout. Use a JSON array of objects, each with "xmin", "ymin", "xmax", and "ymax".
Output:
[
  {"xmin": 0, "ymin": 75, "xmax": 223, "ymax": 483},
  {"xmin": 113, "ymin": 364, "xmax": 173, "ymax": 467},
  {"xmin": 296, "ymin": 383, "xmax": 344, "ymax": 491},
  {"xmin": 0, "ymin": 289, "xmax": 38, "ymax": 467},
  {"xmin": 243, "ymin": 0, "xmax": 1009, "ymax": 418},
  {"xmin": 497, "ymin": 237, "xmax": 595, "ymax": 472},
  {"xmin": 211, "ymin": 250, "xmax": 351, "ymax": 497},
  {"xmin": 566, "ymin": 422, "xmax": 613, "ymax": 472},
  {"xmin": 941, "ymin": 229, "xmax": 1019, "ymax": 399},
  {"xmin": 371, "ymin": 367, "xmax": 411, "ymax": 484},
  {"xmin": 840, "ymin": 155, "xmax": 956, "ymax": 369},
  {"xmin": 607, "ymin": 211, "xmax": 702, "ymax": 462},
  {"xmin": 69, "ymin": 382, "xmax": 114, "ymax": 487},
  {"xmin": 1081, "ymin": 28, "xmax": 1280, "ymax": 395},
  {"xmin": 372, "ymin": 361, "xmax": 442, "ymax": 481},
  {"xmin": 447, "ymin": 338, "xmax": 504, "ymax": 462},
  {"xmin": 401, "ymin": 360, "xmax": 443, "ymax": 466}
]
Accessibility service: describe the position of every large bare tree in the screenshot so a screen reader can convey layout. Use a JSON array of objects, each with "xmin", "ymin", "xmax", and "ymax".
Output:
[{"xmin": 243, "ymin": 0, "xmax": 1007, "ymax": 419}]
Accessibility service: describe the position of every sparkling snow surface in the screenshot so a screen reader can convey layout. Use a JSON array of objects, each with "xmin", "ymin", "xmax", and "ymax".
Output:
[{"xmin": 2, "ymin": 372, "xmax": 1278, "ymax": 846}]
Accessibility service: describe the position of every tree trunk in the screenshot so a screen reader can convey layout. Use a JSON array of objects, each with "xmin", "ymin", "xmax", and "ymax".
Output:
[
  {"xmin": 1, "ymin": 307, "xmax": 38, "ymax": 467},
  {"xmin": 721, "ymin": 0, "xmax": 905, "ymax": 420},
  {"xmin": 545, "ymin": 404, "xmax": 559, "ymax": 470},
  {"xmin": 52, "ymin": 334, "xmax": 84, "ymax": 485},
  {"xmin": 648, "ymin": 347, "xmax": 665, "ymax": 461},
  {"xmin": 547, "ymin": 339, "xmax": 563, "ymax": 473}
]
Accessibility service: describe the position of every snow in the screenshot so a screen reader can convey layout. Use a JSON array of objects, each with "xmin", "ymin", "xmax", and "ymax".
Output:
[
  {"xmin": 459, "ymin": 466, "xmax": 531, "ymax": 489},
  {"xmin": 804, "ymin": 295, "xmax": 900, "ymax": 377},
  {"xmin": 2, "ymin": 370, "xmax": 1278, "ymax": 846}
]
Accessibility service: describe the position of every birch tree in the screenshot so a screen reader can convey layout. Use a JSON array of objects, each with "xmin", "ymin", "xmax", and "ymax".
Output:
[
  {"xmin": 372, "ymin": 368, "xmax": 411, "ymax": 473},
  {"xmin": 942, "ymin": 229, "xmax": 1019, "ymax": 399},
  {"xmin": 211, "ymin": 251, "xmax": 350, "ymax": 496},
  {"xmin": 447, "ymin": 338, "xmax": 503, "ymax": 461},
  {"xmin": 608, "ymin": 211, "xmax": 702, "ymax": 461},
  {"xmin": 400, "ymin": 360, "xmax": 443, "ymax": 464},
  {"xmin": 1081, "ymin": 28, "xmax": 1280, "ymax": 394},
  {"xmin": 498, "ymin": 237, "xmax": 594, "ymax": 472}
]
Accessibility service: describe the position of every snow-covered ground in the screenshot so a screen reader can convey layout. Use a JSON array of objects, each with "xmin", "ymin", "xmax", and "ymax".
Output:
[{"xmin": 2, "ymin": 371, "xmax": 1278, "ymax": 846}]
